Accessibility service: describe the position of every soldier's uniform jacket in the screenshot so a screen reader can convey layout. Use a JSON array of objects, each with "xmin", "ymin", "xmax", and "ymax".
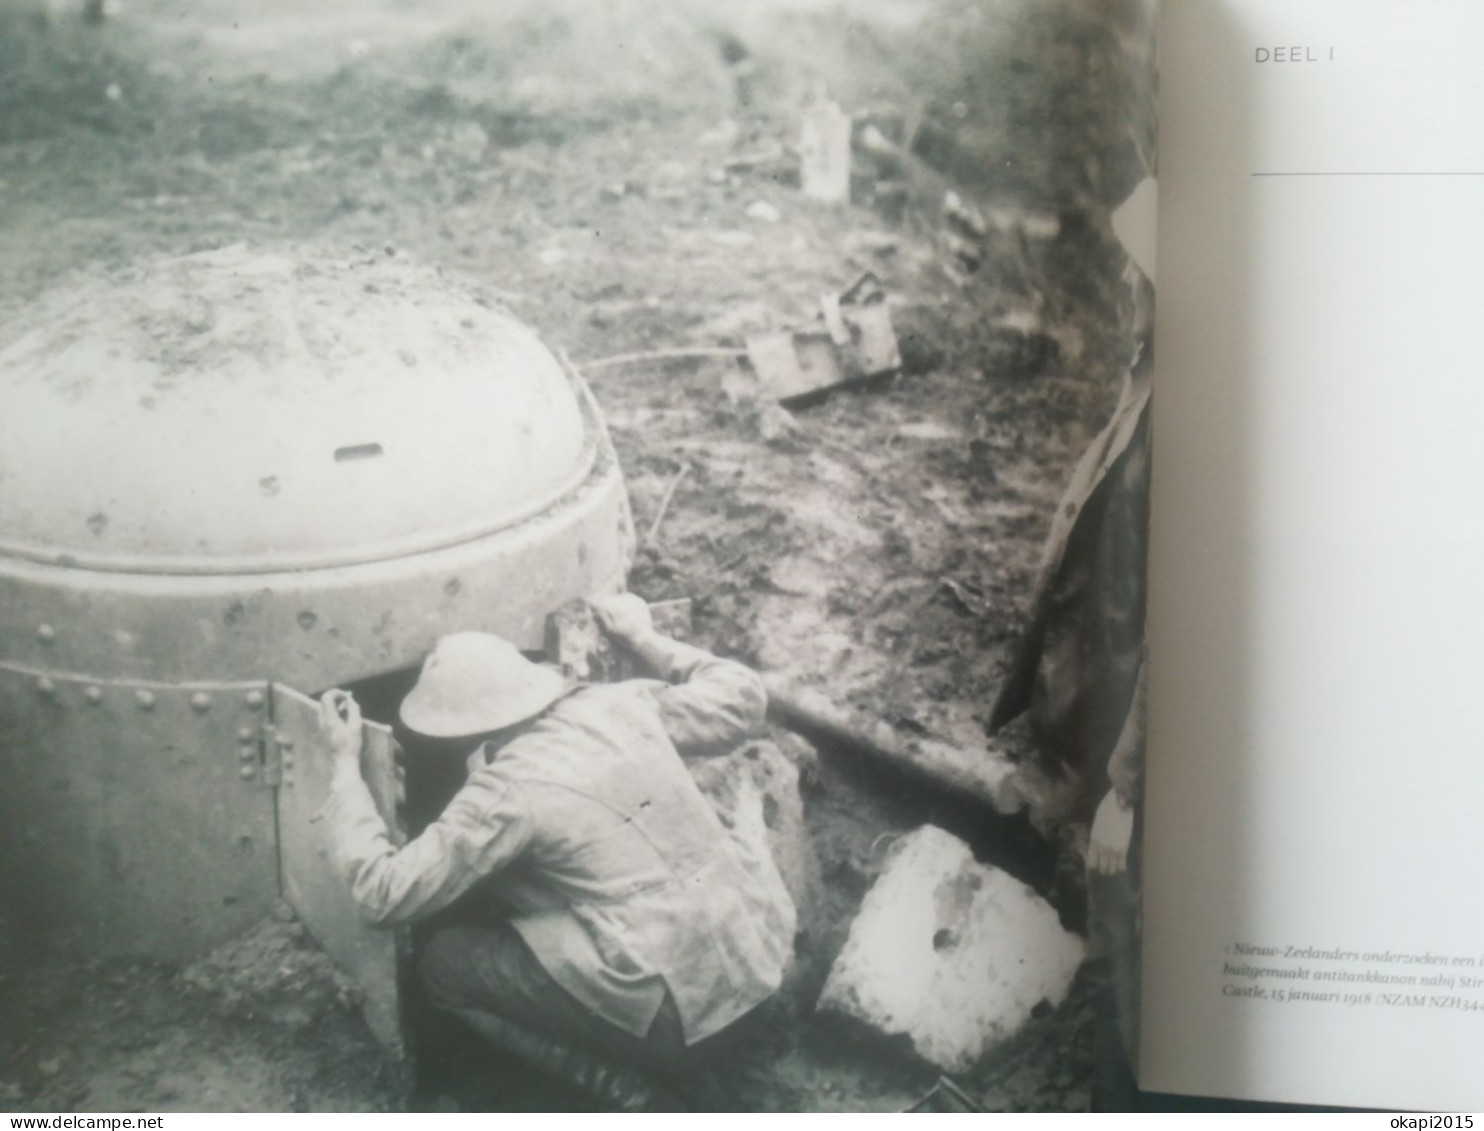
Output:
[
  {"xmin": 321, "ymin": 638, "xmax": 795, "ymax": 1045},
  {"xmin": 991, "ymin": 345, "xmax": 1151, "ymax": 813}
]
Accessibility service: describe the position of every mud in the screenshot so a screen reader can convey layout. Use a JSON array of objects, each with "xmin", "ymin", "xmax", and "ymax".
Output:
[
  {"xmin": 0, "ymin": 0, "xmax": 1149, "ymax": 1111},
  {"xmin": 0, "ymin": 919, "xmax": 402, "ymax": 1112}
]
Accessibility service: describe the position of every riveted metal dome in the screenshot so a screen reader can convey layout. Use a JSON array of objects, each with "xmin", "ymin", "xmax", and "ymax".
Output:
[
  {"xmin": 0, "ymin": 246, "xmax": 634, "ymax": 968},
  {"xmin": 0, "ymin": 245, "xmax": 590, "ymax": 574},
  {"xmin": 0, "ymin": 245, "xmax": 633, "ymax": 688}
]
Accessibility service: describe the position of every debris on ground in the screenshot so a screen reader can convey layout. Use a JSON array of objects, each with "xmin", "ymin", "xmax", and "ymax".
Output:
[
  {"xmin": 745, "ymin": 200, "xmax": 783, "ymax": 224},
  {"xmin": 943, "ymin": 190, "xmax": 989, "ymax": 240},
  {"xmin": 744, "ymin": 329, "xmax": 847, "ymax": 405},
  {"xmin": 0, "ymin": 922, "xmax": 403, "ymax": 1113},
  {"xmin": 799, "ymin": 88, "xmax": 851, "ymax": 204},
  {"xmin": 825, "ymin": 272, "xmax": 901, "ymax": 378},
  {"xmin": 902, "ymin": 1075, "xmax": 988, "ymax": 1113},
  {"xmin": 180, "ymin": 915, "xmax": 366, "ymax": 1029},
  {"xmin": 818, "ymin": 825, "xmax": 1084, "ymax": 1073},
  {"xmin": 745, "ymin": 272, "xmax": 902, "ymax": 406},
  {"xmin": 644, "ymin": 463, "xmax": 691, "ymax": 545}
]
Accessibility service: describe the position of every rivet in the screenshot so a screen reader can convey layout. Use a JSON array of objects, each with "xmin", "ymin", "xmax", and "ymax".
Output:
[
  {"xmin": 279, "ymin": 738, "xmax": 294, "ymax": 752},
  {"xmin": 282, "ymin": 754, "xmax": 295, "ymax": 770},
  {"xmin": 245, "ymin": 690, "xmax": 265, "ymax": 710},
  {"xmin": 85, "ymin": 685, "xmax": 103, "ymax": 705},
  {"xmin": 37, "ymin": 623, "xmax": 56, "ymax": 643},
  {"xmin": 135, "ymin": 689, "xmax": 155, "ymax": 710},
  {"xmin": 284, "ymin": 778, "xmax": 295, "ymax": 789},
  {"xmin": 238, "ymin": 726, "xmax": 255, "ymax": 742},
  {"xmin": 239, "ymin": 746, "xmax": 257, "ymax": 762},
  {"xmin": 36, "ymin": 677, "xmax": 56, "ymax": 698},
  {"xmin": 190, "ymin": 691, "xmax": 212, "ymax": 713},
  {"xmin": 239, "ymin": 764, "xmax": 256, "ymax": 780}
]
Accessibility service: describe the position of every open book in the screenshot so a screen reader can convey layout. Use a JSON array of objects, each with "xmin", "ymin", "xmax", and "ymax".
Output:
[{"xmin": 2, "ymin": 0, "xmax": 1481, "ymax": 1116}]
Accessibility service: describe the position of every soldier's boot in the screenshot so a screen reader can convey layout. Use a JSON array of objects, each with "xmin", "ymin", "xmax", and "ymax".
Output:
[{"xmin": 453, "ymin": 1009, "xmax": 687, "ymax": 1112}]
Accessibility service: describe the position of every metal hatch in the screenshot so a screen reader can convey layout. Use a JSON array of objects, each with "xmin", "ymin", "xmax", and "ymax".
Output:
[
  {"xmin": 0, "ymin": 670, "xmax": 279, "ymax": 959},
  {"xmin": 272, "ymin": 682, "xmax": 409, "ymax": 1057}
]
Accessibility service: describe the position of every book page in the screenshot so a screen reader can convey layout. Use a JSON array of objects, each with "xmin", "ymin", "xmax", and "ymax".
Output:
[{"xmin": 1144, "ymin": 0, "xmax": 1484, "ymax": 1111}]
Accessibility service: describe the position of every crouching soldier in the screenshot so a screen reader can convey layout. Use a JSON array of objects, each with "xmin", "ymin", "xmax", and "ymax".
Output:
[{"xmin": 316, "ymin": 594, "xmax": 795, "ymax": 1110}]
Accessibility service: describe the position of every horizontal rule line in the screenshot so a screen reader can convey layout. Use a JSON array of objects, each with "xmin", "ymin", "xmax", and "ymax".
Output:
[{"xmin": 1252, "ymin": 171, "xmax": 1484, "ymax": 178}]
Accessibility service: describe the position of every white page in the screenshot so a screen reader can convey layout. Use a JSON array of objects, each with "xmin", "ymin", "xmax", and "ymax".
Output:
[{"xmin": 1144, "ymin": 0, "xmax": 1484, "ymax": 1111}]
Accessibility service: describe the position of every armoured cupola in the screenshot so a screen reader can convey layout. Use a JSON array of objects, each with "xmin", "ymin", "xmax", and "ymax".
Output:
[
  {"xmin": 0, "ymin": 246, "xmax": 633, "ymax": 967},
  {"xmin": 0, "ymin": 245, "xmax": 633, "ymax": 687}
]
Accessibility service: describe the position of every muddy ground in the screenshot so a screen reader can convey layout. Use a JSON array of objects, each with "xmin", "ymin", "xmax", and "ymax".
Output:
[{"xmin": 0, "ymin": 0, "xmax": 1152, "ymax": 1112}]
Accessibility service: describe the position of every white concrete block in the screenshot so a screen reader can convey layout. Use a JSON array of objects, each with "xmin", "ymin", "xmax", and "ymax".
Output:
[{"xmin": 818, "ymin": 824, "xmax": 1084, "ymax": 1072}]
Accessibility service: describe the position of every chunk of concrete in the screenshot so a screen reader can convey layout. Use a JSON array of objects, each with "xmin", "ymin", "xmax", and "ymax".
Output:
[
  {"xmin": 800, "ymin": 96, "xmax": 851, "ymax": 204},
  {"xmin": 818, "ymin": 825, "xmax": 1083, "ymax": 1073}
]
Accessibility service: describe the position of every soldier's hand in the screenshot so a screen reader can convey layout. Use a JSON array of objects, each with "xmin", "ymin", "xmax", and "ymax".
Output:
[
  {"xmin": 1088, "ymin": 790, "xmax": 1134, "ymax": 876},
  {"xmin": 319, "ymin": 689, "xmax": 363, "ymax": 765},
  {"xmin": 590, "ymin": 593, "xmax": 654, "ymax": 644}
]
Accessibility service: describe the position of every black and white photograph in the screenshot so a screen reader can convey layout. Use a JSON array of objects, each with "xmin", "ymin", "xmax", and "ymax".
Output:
[{"xmin": 0, "ymin": 0, "xmax": 1156, "ymax": 1113}]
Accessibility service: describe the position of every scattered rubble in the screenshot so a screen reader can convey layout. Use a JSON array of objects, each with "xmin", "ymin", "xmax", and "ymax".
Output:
[
  {"xmin": 644, "ymin": 463, "xmax": 691, "ymax": 544},
  {"xmin": 744, "ymin": 272, "xmax": 902, "ymax": 406},
  {"xmin": 799, "ymin": 91, "xmax": 851, "ymax": 204},
  {"xmin": 724, "ymin": 147, "xmax": 788, "ymax": 175},
  {"xmin": 942, "ymin": 190, "xmax": 988, "ymax": 240},
  {"xmin": 706, "ymin": 229, "xmax": 755, "ymax": 248},
  {"xmin": 818, "ymin": 825, "xmax": 1084, "ymax": 1074},
  {"xmin": 941, "ymin": 191, "xmax": 989, "ymax": 277},
  {"xmin": 180, "ymin": 915, "xmax": 365, "ymax": 1028},
  {"xmin": 902, "ymin": 1076, "xmax": 988, "ymax": 1113},
  {"xmin": 745, "ymin": 200, "xmax": 783, "ymax": 224}
]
